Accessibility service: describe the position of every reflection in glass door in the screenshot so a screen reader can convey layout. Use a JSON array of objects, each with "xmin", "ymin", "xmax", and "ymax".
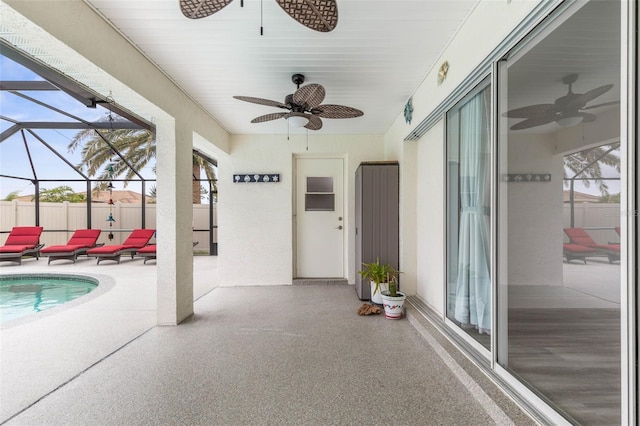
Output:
[
  {"xmin": 496, "ymin": 1, "xmax": 621, "ymax": 424},
  {"xmin": 446, "ymin": 81, "xmax": 491, "ymax": 350}
]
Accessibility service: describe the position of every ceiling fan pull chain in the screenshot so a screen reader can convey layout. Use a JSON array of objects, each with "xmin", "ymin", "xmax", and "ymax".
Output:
[
  {"xmin": 260, "ymin": 0, "xmax": 264, "ymax": 36},
  {"xmin": 306, "ymin": 129, "xmax": 309, "ymax": 151}
]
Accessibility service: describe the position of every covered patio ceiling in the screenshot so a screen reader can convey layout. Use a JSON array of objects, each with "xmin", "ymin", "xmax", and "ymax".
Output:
[{"xmin": 81, "ymin": 0, "xmax": 480, "ymax": 136}]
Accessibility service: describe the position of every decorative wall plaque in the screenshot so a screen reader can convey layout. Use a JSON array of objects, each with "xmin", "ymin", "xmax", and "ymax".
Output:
[
  {"xmin": 437, "ymin": 61, "xmax": 449, "ymax": 85},
  {"xmin": 504, "ymin": 173, "xmax": 551, "ymax": 183},
  {"xmin": 404, "ymin": 97, "xmax": 413, "ymax": 124},
  {"xmin": 233, "ymin": 173, "xmax": 280, "ymax": 183}
]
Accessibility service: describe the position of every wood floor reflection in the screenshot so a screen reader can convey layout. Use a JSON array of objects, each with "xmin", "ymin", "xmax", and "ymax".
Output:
[{"xmin": 507, "ymin": 308, "xmax": 620, "ymax": 425}]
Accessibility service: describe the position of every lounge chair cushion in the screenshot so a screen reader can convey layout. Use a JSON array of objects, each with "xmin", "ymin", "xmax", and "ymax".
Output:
[
  {"xmin": 66, "ymin": 229, "xmax": 102, "ymax": 247},
  {"xmin": 41, "ymin": 244, "xmax": 89, "ymax": 254},
  {"xmin": 121, "ymin": 229, "xmax": 156, "ymax": 247},
  {"xmin": 41, "ymin": 229, "xmax": 102, "ymax": 254},
  {"xmin": 87, "ymin": 229, "xmax": 155, "ymax": 255},
  {"xmin": 563, "ymin": 243, "xmax": 595, "ymax": 254},
  {"xmin": 564, "ymin": 227, "xmax": 620, "ymax": 252},
  {"xmin": 0, "ymin": 245, "xmax": 32, "ymax": 253},
  {"xmin": 3, "ymin": 226, "xmax": 44, "ymax": 248},
  {"xmin": 136, "ymin": 245, "xmax": 156, "ymax": 254},
  {"xmin": 87, "ymin": 245, "xmax": 138, "ymax": 255}
]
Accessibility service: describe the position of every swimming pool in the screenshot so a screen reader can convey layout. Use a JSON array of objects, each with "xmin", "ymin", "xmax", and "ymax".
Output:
[{"xmin": 0, "ymin": 274, "xmax": 98, "ymax": 323}]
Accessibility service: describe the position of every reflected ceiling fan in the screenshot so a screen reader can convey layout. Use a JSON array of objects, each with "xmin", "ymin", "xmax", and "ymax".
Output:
[
  {"xmin": 179, "ymin": 0, "xmax": 338, "ymax": 32},
  {"xmin": 233, "ymin": 74, "xmax": 364, "ymax": 130},
  {"xmin": 505, "ymin": 74, "xmax": 618, "ymax": 130}
]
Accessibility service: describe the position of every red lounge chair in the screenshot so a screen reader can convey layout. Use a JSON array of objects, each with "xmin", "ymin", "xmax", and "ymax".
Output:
[
  {"xmin": 563, "ymin": 243, "xmax": 598, "ymax": 264},
  {"xmin": 86, "ymin": 229, "xmax": 155, "ymax": 264},
  {"xmin": 0, "ymin": 226, "xmax": 44, "ymax": 264},
  {"xmin": 41, "ymin": 229, "xmax": 102, "ymax": 264},
  {"xmin": 564, "ymin": 227, "xmax": 620, "ymax": 263},
  {"xmin": 136, "ymin": 244, "xmax": 156, "ymax": 264}
]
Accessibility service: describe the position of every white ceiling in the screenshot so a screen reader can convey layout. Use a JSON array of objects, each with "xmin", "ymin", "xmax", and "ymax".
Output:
[{"xmin": 85, "ymin": 0, "xmax": 479, "ymax": 135}]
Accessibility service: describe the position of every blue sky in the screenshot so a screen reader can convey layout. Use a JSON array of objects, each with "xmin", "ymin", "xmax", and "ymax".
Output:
[{"xmin": 0, "ymin": 55, "xmax": 156, "ymax": 199}]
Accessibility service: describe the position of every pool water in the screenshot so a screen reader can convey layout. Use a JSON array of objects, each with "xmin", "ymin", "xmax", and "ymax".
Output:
[{"xmin": 0, "ymin": 274, "xmax": 98, "ymax": 323}]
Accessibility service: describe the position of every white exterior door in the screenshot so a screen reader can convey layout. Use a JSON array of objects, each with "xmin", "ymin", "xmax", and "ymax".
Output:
[{"xmin": 295, "ymin": 157, "xmax": 344, "ymax": 278}]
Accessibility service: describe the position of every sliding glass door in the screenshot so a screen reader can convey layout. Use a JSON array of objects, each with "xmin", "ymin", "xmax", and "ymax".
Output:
[{"xmin": 496, "ymin": 1, "xmax": 622, "ymax": 424}]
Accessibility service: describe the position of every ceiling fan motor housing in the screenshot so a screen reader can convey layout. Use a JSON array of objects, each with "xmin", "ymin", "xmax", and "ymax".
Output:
[{"xmin": 291, "ymin": 73, "xmax": 305, "ymax": 87}]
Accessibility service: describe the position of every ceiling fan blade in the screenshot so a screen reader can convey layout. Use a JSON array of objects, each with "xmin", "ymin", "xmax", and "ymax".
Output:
[
  {"xmin": 510, "ymin": 115, "xmax": 558, "ymax": 130},
  {"xmin": 234, "ymin": 96, "xmax": 288, "ymax": 109},
  {"xmin": 179, "ymin": 0, "xmax": 234, "ymax": 19},
  {"xmin": 250, "ymin": 112, "xmax": 288, "ymax": 123},
  {"xmin": 275, "ymin": 0, "xmax": 338, "ymax": 32},
  {"xmin": 575, "ymin": 84, "xmax": 614, "ymax": 106},
  {"xmin": 304, "ymin": 115, "xmax": 323, "ymax": 130},
  {"xmin": 313, "ymin": 104, "xmax": 363, "ymax": 119},
  {"xmin": 503, "ymin": 104, "xmax": 555, "ymax": 118},
  {"xmin": 582, "ymin": 100, "xmax": 620, "ymax": 110},
  {"xmin": 294, "ymin": 84, "xmax": 326, "ymax": 109}
]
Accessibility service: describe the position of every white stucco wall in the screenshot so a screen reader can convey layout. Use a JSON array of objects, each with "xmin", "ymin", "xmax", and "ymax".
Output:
[
  {"xmin": 217, "ymin": 133, "xmax": 384, "ymax": 286},
  {"xmin": 416, "ymin": 121, "xmax": 445, "ymax": 314},
  {"xmin": 506, "ymin": 133, "xmax": 564, "ymax": 286}
]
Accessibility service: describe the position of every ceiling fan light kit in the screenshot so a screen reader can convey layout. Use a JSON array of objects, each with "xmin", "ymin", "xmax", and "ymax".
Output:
[
  {"xmin": 556, "ymin": 116, "xmax": 584, "ymax": 128},
  {"xmin": 287, "ymin": 115, "xmax": 310, "ymax": 127},
  {"xmin": 234, "ymin": 73, "xmax": 363, "ymax": 131}
]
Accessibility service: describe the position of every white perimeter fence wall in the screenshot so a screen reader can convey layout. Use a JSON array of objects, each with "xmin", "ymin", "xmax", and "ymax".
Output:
[
  {"xmin": 1, "ymin": 201, "xmax": 618, "ymax": 249},
  {"xmin": 0, "ymin": 201, "xmax": 216, "ymax": 251}
]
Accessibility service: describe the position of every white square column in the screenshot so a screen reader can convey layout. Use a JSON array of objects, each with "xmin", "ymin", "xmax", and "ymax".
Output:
[{"xmin": 156, "ymin": 119, "xmax": 194, "ymax": 325}]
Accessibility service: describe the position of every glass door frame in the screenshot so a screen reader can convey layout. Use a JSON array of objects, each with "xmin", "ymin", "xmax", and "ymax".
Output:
[{"xmin": 623, "ymin": 1, "xmax": 637, "ymax": 424}]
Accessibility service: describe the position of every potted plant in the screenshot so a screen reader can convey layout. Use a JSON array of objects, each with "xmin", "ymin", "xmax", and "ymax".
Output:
[
  {"xmin": 358, "ymin": 258, "xmax": 399, "ymax": 305},
  {"xmin": 380, "ymin": 276, "xmax": 406, "ymax": 319}
]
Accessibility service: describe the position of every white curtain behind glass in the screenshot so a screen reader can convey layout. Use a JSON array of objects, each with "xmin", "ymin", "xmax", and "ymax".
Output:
[{"xmin": 454, "ymin": 89, "xmax": 491, "ymax": 334}]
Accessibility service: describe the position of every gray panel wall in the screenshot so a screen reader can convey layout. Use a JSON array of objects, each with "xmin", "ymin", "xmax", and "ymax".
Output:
[{"xmin": 355, "ymin": 162, "xmax": 399, "ymax": 300}]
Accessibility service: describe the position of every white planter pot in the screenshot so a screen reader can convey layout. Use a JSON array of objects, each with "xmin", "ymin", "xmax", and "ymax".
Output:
[
  {"xmin": 380, "ymin": 290, "xmax": 406, "ymax": 319},
  {"xmin": 370, "ymin": 281, "xmax": 389, "ymax": 305}
]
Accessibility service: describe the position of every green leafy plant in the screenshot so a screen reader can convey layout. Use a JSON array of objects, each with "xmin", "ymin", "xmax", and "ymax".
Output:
[
  {"xmin": 358, "ymin": 258, "xmax": 400, "ymax": 296},
  {"xmin": 35, "ymin": 186, "xmax": 86, "ymax": 203}
]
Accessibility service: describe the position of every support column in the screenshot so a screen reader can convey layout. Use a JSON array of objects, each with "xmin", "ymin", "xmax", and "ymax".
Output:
[{"xmin": 156, "ymin": 118, "xmax": 194, "ymax": 325}]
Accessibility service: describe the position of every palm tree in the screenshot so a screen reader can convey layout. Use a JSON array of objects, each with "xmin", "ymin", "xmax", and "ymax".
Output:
[
  {"xmin": 563, "ymin": 144, "xmax": 620, "ymax": 196},
  {"xmin": 69, "ymin": 127, "xmax": 216, "ymax": 204},
  {"xmin": 192, "ymin": 155, "xmax": 217, "ymax": 203}
]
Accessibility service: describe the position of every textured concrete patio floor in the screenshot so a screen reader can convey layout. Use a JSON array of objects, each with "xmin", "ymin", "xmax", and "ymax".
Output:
[{"xmin": 1, "ymin": 256, "xmax": 535, "ymax": 425}]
